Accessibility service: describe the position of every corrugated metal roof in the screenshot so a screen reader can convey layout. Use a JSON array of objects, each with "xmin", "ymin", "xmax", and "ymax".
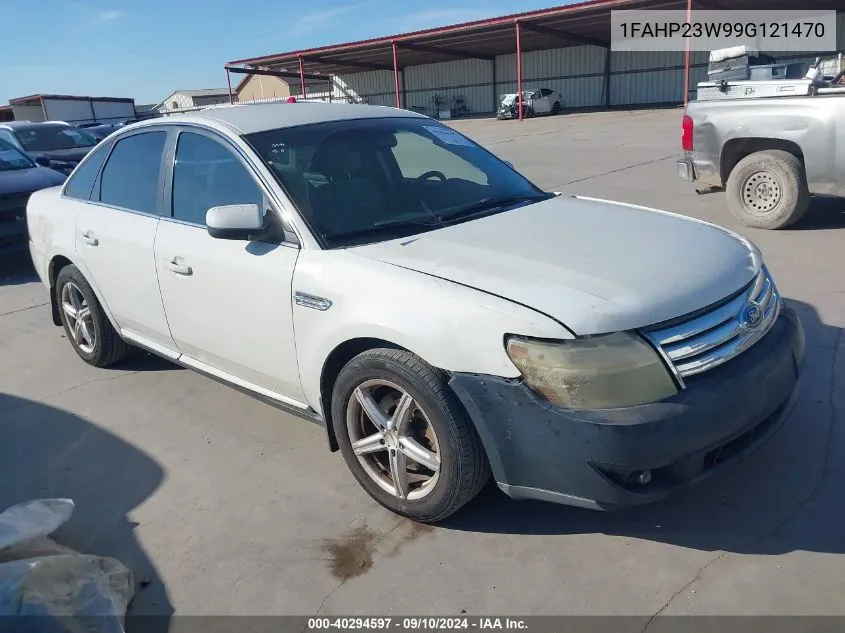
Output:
[
  {"xmin": 9, "ymin": 94, "xmax": 135, "ymax": 105},
  {"xmin": 176, "ymin": 88, "xmax": 231, "ymax": 97},
  {"xmin": 228, "ymin": 0, "xmax": 843, "ymax": 76}
]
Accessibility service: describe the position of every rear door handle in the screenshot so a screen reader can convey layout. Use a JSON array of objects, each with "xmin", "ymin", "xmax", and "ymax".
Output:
[
  {"xmin": 164, "ymin": 257, "xmax": 192, "ymax": 276},
  {"xmin": 80, "ymin": 230, "xmax": 98, "ymax": 246}
]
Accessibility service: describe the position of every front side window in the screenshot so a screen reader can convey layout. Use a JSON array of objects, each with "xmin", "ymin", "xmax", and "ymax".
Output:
[
  {"xmin": 14, "ymin": 125, "xmax": 97, "ymax": 152},
  {"xmin": 540, "ymin": 89, "xmax": 554, "ymax": 96},
  {"xmin": 64, "ymin": 141, "xmax": 111, "ymax": 200},
  {"xmin": 98, "ymin": 131, "xmax": 166, "ymax": 214},
  {"xmin": 247, "ymin": 117, "xmax": 550, "ymax": 248},
  {"xmin": 171, "ymin": 132, "xmax": 263, "ymax": 226},
  {"xmin": 0, "ymin": 138, "xmax": 34, "ymax": 171}
]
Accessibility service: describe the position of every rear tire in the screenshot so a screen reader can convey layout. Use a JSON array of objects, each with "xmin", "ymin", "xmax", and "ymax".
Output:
[
  {"xmin": 726, "ymin": 150, "xmax": 810, "ymax": 229},
  {"xmin": 55, "ymin": 265, "xmax": 129, "ymax": 367},
  {"xmin": 552, "ymin": 101, "xmax": 562, "ymax": 114},
  {"xmin": 331, "ymin": 348, "xmax": 490, "ymax": 522}
]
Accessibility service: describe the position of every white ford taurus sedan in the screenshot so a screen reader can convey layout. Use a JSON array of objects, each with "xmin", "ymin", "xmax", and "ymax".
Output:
[{"xmin": 27, "ymin": 102, "xmax": 804, "ymax": 522}]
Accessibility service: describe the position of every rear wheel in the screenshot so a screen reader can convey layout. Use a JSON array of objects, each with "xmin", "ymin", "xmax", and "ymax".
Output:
[
  {"xmin": 55, "ymin": 265, "xmax": 129, "ymax": 367},
  {"xmin": 331, "ymin": 348, "xmax": 489, "ymax": 522},
  {"xmin": 726, "ymin": 150, "xmax": 810, "ymax": 229},
  {"xmin": 552, "ymin": 101, "xmax": 562, "ymax": 114}
]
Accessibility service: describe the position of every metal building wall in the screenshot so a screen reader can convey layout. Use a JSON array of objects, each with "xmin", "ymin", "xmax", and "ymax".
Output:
[
  {"xmin": 10, "ymin": 104, "xmax": 45, "ymax": 122},
  {"xmin": 496, "ymin": 45, "xmax": 607, "ymax": 109},
  {"xmin": 609, "ymin": 50, "xmax": 690, "ymax": 105},
  {"xmin": 332, "ymin": 70, "xmax": 399, "ymax": 106},
  {"xmin": 91, "ymin": 100, "xmax": 137, "ymax": 123},
  {"xmin": 404, "ymin": 58, "xmax": 494, "ymax": 116},
  {"xmin": 322, "ymin": 11, "xmax": 844, "ymax": 114}
]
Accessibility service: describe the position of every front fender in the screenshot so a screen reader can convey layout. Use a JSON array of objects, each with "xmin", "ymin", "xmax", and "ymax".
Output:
[{"xmin": 291, "ymin": 250, "xmax": 571, "ymax": 415}]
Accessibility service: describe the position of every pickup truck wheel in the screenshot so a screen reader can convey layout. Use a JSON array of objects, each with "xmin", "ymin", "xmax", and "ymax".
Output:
[
  {"xmin": 726, "ymin": 150, "xmax": 810, "ymax": 229},
  {"xmin": 55, "ymin": 265, "xmax": 129, "ymax": 367},
  {"xmin": 331, "ymin": 348, "xmax": 490, "ymax": 522}
]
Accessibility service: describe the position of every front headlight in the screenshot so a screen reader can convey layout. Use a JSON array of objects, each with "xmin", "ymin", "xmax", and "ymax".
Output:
[{"xmin": 505, "ymin": 333, "xmax": 678, "ymax": 409}]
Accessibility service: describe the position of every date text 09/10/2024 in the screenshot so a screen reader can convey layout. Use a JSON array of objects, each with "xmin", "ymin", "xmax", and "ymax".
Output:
[{"xmin": 307, "ymin": 618, "xmax": 529, "ymax": 630}]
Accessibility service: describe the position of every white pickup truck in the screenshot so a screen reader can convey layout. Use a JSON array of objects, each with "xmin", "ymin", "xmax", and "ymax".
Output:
[{"xmin": 28, "ymin": 102, "xmax": 804, "ymax": 521}]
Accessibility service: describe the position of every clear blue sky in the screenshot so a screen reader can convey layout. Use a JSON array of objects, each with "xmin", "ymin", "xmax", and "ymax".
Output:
[{"xmin": 1, "ymin": 0, "xmax": 555, "ymax": 105}]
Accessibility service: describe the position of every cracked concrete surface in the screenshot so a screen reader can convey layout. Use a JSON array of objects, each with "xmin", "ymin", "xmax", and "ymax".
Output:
[{"xmin": 1, "ymin": 109, "xmax": 843, "ymax": 621}]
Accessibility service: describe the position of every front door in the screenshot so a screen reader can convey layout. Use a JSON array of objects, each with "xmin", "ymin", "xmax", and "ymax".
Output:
[{"xmin": 154, "ymin": 128, "xmax": 305, "ymax": 403}]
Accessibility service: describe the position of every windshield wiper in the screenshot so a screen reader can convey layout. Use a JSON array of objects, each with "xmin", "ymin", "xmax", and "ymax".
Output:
[
  {"xmin": 323, "ymin": 217, "xmax": 442, "ymax": 243},
  {"xmin": 438, "ymin": 193, "xmax": 553, "ymax": 224}
]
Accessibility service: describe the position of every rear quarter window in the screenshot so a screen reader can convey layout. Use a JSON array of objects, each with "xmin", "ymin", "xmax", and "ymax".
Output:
[{"xmin": 64, "ymin": 142, "xmax": 112, "ymax": 200}]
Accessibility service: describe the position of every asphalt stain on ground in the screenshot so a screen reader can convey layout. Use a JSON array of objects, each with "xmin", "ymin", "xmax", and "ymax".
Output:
[
  {"xmin": 322, "ymin": 524, "xmax": 379, "ymax": 580},
  {"xmin": 322, "ymin": 520, "xmax": 436, "ymax": 580},
  {"xmin": 386, "ymin": 520, "xmax": 435, "ymax": 558}
]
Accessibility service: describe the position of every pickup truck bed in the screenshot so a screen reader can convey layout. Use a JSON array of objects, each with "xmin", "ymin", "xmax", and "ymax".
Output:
[{"xmin": 678, "ymin": 90, "xmax": 845, "ymax": 229}]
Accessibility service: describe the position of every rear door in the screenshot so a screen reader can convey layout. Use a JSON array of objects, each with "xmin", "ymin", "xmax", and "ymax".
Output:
[
  {"xmin": 153, "ymin": 127, "xmax": 306, "ymax": 404},
  {"xmin": 532, "ymin": 90, "xmax": 550, "ymax": 114},
  {"xmin": 74, "ymin": 127, "xmax": 177, "ymax": 357}
]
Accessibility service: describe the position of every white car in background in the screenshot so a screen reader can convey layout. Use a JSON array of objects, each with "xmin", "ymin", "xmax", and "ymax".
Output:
[
  {"xmin": 497, "ymin": 88, "xmax": 564, "ymax": 119},
  {"xmin": 27, "ymin": 102, "xmax": 804, "ymax": 522}
]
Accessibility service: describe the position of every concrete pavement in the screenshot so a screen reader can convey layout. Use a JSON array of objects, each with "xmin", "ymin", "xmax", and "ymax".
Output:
[{"xmin": 1, "ymin": 108, "xmax": 843, "ymax": 623}]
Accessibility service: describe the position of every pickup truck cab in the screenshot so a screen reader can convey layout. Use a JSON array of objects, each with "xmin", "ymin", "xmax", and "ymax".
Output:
[
  {"xmin": 678, "ymin": 91, "xmax": 845, "ymax": 229},
  {"xmin": 28, "ymin": 102, "xmax": 804, "ymax": 521}
]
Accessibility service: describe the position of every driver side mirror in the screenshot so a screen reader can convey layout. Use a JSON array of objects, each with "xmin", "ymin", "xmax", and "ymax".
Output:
[
  {"xmin": 206, "ymin": 204, "xmax": 266, "ymax": 240},
  {"xmin": 34, "ymin": 156, "xmax": 52, "ymax": 168}
]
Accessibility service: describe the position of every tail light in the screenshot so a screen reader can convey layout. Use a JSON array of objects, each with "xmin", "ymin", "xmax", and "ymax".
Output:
[{"xmin": 681, "ymin": 114, "xmax": 693, "ymax": 151}]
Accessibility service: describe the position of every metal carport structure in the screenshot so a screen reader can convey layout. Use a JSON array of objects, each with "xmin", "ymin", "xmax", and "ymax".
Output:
[{"xmin": 226, "ymin": 0, "xmax": 844, "ymax": 120}]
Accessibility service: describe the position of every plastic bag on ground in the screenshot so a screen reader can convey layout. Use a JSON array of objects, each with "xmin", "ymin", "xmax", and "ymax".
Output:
[{"xmin": 0, "ymin": 499, "xmax": 135, "ymax": 633}]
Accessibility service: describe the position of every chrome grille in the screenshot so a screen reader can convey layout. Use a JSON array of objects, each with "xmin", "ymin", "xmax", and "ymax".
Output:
[{"xmin": 644, "ymin": 268, "xmax": 781, "ymax": 379}]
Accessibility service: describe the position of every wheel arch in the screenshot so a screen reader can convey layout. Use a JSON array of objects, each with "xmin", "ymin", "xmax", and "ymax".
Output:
[
  {"xmin": 720, "ymin": 138, "xmax": 804, "ymax": 185},
  {"xmin": 48, "ymin": 255, "xmax": 74, "ymax": 325},
  {"xmin": 319, "ymin": 337, "xmax": 405, "ymax": 451},
  {"xmin": 48, "ymin": 252, "xmax": 120, "ymax": 331}
]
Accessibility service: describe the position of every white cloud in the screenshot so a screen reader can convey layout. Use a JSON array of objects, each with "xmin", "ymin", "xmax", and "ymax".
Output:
[
  {"xmin": 293, "ymin": 3, "xmax": 372, "ymax": 33},
  {"xmin": 96, "ymin": 10, "xmax": 125, "ymax": 22}
]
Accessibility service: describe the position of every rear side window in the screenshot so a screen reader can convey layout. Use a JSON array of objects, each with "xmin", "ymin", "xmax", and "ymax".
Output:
[
  {"xmin": 64, "ymin": 142, "xmax": 111, "ymax": 200},
  {"xmin": 98, "ymin": 131, "xmax": 166, "ymax": 214}
]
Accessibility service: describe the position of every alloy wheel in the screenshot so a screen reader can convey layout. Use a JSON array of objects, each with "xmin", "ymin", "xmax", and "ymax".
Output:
[
  {"xmin": 61, "ymin": 282, "xmax": 96, "ymax": 354},
  {"xmin": 346, "ymin": 379, "xmax": 441, "ymax": 500}
]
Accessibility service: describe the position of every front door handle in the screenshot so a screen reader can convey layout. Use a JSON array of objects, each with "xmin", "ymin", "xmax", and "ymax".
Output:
[
  {"xmin": 164, "ymin": 257, "xmax": 193, "ymax": 276},
  {"xmin": 80, "ymin": 230, "xmax": 98, "ymax": 246}
]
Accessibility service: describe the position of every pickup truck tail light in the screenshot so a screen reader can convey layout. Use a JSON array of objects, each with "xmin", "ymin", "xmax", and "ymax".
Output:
[{"xmin": 681, "ymin": 114, "xmax": 693, "ymax": 151}]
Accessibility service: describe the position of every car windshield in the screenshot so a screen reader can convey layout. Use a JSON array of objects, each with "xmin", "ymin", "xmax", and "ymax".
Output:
[
  {"xmin": 246, "ymin": 117, "xmax": 551, "ymax": 247},
  {"xmin": 14, "ymin": 125, "xmax": 97, "ymax": 151},
  {"xmin": 0, "ymin": 139, "xmax": 34, "ymax": 171}
]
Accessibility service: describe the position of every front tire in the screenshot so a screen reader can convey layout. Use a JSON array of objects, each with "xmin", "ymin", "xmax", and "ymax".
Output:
[
  {"xmin": 331, "ymin": 349, "xmax": 490, "ymax": 522},
  {"xmin": 726, "ymin": 150, "xmax": 810, "ymax": 229},
  {"xmin": 55, "ymin": 265, "xmax": 129, "ymax": 367}
]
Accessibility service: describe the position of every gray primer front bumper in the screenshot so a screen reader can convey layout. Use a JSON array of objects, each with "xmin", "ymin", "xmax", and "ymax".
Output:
[{"xmin": 448, "ymin": 307, "xmax": 805, "ymax": 510}]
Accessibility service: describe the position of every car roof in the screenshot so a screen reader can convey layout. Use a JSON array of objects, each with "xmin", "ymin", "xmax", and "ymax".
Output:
[
  {"xmin": 0, "ymin": 121, "xmax": 69, "ymax": 131},
  {"xmin": 140, "ymin": 102, "xmax": 426, "ymax": 135}
]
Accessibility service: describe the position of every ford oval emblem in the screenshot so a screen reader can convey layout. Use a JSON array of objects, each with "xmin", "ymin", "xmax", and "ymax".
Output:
[{"xmin": 739, "ymin": 301, "xmax": 764, "ymax": 331}]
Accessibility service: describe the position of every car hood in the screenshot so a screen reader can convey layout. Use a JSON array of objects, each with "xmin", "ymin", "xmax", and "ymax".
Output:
[
  {"xmin": 27, "ymin": 147, "xmax": 92, "ymax": 163},
  {"xmin": 350, "ymin": 195, "xmax": 760, "ymax": 335},
  {"xmin": 0, "ymin": 165, "xmax": 66, "ymax": 195}
]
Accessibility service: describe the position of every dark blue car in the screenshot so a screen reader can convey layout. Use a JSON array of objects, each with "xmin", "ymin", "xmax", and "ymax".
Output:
[
  {"xmin": 0, "ymin": 121, "xmax": 98, "ymax": 176},
  {"xmin": 0, "ymin": 138, "xmax": 66, "ymax": 255}
]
